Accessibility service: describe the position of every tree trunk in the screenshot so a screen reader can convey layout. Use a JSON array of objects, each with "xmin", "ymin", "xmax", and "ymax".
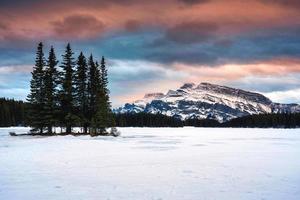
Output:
[
  {"xmin": 66, "ymin": 126, "xmax": 71, "ymax": 134},
  {"xmin": 100, "ymin": 128, "xmax": 106, "ymax": 135},
  {"xmin": 83, "ymin": 125, "xmax": 88, "ymax": 134},
  {"xmin": 48, "ymin": 126, "xmax": 52, "ymax": 134}
]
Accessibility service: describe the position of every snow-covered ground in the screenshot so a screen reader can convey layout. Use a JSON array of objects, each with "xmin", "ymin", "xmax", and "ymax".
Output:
[{"xmin": 0, "ymin": 127, "xmax": 300, "ymax": 200}]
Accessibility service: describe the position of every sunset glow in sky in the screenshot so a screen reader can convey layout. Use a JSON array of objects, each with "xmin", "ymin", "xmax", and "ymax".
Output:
[{"xmin": 1, "ymin": 0, "xmax": 300, "ymax": 106}]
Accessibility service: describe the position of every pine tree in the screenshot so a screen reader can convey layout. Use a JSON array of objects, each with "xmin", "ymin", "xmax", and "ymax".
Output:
[
  {"xmin": 91, "ymin": 92, "xmax": 108, "ymax": 135},
  {"xmin": 44, "ymin": 46, "xmax": 59, "ymax": 134},
  {"xmin": 100, "ymin": 56, "xmax": 115, "ymax": 128},
  {"xmin": 87, "ymin": 55, "xmax": 100, "ymax": 133},
  {"xmin": 26, "ymin": 42, "xmax": 46, "ymax": 134},
  {"xmin": 74, "ymin": 52, "xmax": 89, "ymax": 133},
  {"xmin": 60, "ymin": 43, "xmax": 76, "ymax": 133},
  {"xmin": 91, "ymin": 56, "xmax": 115, "ymax": 135}
]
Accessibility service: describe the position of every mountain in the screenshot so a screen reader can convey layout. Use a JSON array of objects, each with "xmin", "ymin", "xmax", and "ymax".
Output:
[{"xmin": 115, "ymin": 82, "xmax": 300, "ymax": 122}]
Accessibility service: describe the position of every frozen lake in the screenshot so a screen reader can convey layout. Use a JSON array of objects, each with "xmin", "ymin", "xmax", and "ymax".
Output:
[{"xmin": 0, "ymin": 127, "xmax": 300, "ymax": 200}]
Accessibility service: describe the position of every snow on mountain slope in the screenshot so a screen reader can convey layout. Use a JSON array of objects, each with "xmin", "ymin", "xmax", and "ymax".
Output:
[{"xmin": 115, "ymin": 82, "xmax": 300, "ymax": 122}]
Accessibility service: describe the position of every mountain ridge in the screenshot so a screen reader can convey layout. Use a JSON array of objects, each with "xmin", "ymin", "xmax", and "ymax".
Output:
[{"xmin": 115, "ymin": 82, "xmax": 300, "ymax": 122}]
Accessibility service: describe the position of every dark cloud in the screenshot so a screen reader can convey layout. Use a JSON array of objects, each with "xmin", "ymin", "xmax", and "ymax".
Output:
[
  {"xmin": 147, "ymin": 49, "xmax": 218, "ymax": 64},
  {"xmin": 177, "ymin": 0, "xmax": 211, "ymax": 5},
  {"xmin": 213, "ymin": 39, "xmax": 233, "ymax": 48},
  {"xmin": 2, "ymin": 25, "xmax": 300, "ymax": 67},
  {"xmin": 0, "ymin": 22, "xmax": 8, "ymax": 30},
  {"xmin": 0, "ymin": 0, "xmax": 153, "ymax": 9},
  {"xmin": 57, "ymin": 26, "xmax": 300, "ymax": 67},
  {"xmin": 0, "ymin": 0, "xmax": 121, "ymax": 6},
  {"xmin": 262, "ymin": 0, "xmax": 300, "ymax": 8},
  {"xmin": 145, "ymin": 26, "xmax": 300, "ymax": 65},
  {"xmin": 244, "ymin": 28, "xmax": 300, "ymax": 57},
  {"xmin": 0, "ymin": 22, "xmax": 37, "ymax": 51},
  {"xmin": 0, "ymin": 0, "xmax": 31, "ymax": 7},
  {"xmin": 0, "ymin": 0, "xmax": 141, "ymax": 17},
  {"xmin": 164, "ymin": 21, "xmax": 219, "ymax": 44},
  {"xmin": 124, "ymin": 20, "xmax": 142, "ymax": 32},
  {"xmin": 51, "ymin": 14, "xmax": 105, "ymax": 39},
  {"xmin": 0, "ymin": 0, "xmax": 209, "ymax": 7}
]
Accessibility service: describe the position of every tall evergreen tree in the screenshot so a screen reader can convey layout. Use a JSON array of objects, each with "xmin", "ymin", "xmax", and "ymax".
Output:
[
  {"xmin": 91, "ymin": 56, "xmax": 115, "ymax": 135},
  {"xmin": 44, "ymin": 46, "xmax": 60, "ymax": 133},
  {"xmin": 87, "ymin": 55, "xmax": 100, "ymax": 132},
  {"xmin": 74, "ymin": 52, "xmax": 89, "ymax": 133},
  {"xmin": 60, "ymin": 43, "xmax": 76, "ymax": 133},
  {"xmin": 100, "ymin": 56, "xmax": 115, "ymax": 127},
  {"xmin": 26, "ymin": 42, "xmax": 46, "ymax": 134}
]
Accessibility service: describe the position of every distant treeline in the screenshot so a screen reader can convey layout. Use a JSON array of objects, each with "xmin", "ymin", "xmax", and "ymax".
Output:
[
  {"xmin": 1, "ymin": 98, "xmax": 300, "ymax": 128},
  {"xmin": 114, "ymin": 113, "xmax": 184, "ymax": 127},
  {"xmin": 222, "ymin": 113, "xmax": 300, "ymax": 128},
  {"xmin": 115, "ymin": 113, "xmax": 300, "ymax": 128},
  {"xmin": 0, "ymin": 98, "xmax": 27, "ymax": 127}
]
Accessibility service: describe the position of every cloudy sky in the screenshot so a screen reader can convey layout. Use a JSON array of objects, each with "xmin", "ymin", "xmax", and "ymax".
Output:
[{"xmin": 1, "ymin": 0, "xmax": 300, "ymax": 106}]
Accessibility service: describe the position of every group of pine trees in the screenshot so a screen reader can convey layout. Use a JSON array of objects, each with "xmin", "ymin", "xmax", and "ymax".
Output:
[{"xmin": 27, "ymin": 42, "xmax": 115, "ymax": 135}]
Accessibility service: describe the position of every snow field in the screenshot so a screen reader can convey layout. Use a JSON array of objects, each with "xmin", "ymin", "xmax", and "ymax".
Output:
[{"xmin": 0, "ymin": 127, "xmax": 300, "ymax": 200}]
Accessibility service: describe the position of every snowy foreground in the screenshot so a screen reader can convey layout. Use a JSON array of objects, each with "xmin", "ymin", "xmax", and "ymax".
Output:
[{"xmin": 1, "ymin": 127, "xmax": 300, "ymax": 200}]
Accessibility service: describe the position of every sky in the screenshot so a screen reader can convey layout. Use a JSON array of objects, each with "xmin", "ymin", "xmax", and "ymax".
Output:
[{"xmin": 1, "ymin": 0, "xmax": 300, "ymax": 107}]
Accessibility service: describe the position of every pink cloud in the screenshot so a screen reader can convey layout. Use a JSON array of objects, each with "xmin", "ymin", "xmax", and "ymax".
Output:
[
  {"xmin": 173, "ymin": 57, "xmax": 300, "ymax": 82},
  {"xmin": 0, "ymin": 0, "xmax": 299, "ymax": 41}
]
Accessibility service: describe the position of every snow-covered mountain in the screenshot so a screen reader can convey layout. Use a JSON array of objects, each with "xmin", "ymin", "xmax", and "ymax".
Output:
[{"xmin": 115, "ymin": 82, "xmax": 300, "ymax": 122}]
